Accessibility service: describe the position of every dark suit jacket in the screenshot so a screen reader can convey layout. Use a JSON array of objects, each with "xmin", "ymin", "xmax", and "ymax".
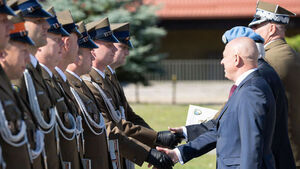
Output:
[
  {"xmin": 178, "ymin": 71, "xmax": 276, "ymax": 169},
  {"xmin": 185, "ymin": 59, "xmax": 296, "ymax": 169}
]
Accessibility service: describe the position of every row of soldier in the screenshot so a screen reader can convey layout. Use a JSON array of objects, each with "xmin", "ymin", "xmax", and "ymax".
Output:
[{"xmin": 0, "ymin": 0, "xmax": 181, "ymax": 169}]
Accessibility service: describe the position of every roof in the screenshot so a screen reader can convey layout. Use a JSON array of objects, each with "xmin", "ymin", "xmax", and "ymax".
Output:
[{"xmin": 144, "ymin": 0, "xmax": 300, "ymax": 19}]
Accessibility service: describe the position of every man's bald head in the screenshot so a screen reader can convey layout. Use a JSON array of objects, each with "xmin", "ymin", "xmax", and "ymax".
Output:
[
  {"xmin": 221, "ymin": 37, "xmax": 258, "ymax": 82},
  {"xmin": 226, "ymin": 37, "xmax": 258, "ymax": 65}
]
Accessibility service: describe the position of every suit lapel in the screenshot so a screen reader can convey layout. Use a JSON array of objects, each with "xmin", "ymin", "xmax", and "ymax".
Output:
[{"xmin": 216, "ymin": 71, "xmax": 259, "ymax": 128}]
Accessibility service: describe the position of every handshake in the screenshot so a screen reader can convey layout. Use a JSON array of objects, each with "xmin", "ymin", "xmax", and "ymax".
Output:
[{"xmin": 146, "ymin": 127, "xmax": 185, "ymax": 169}]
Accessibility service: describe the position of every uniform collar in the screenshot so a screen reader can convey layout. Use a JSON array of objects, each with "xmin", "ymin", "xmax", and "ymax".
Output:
[
  {"xmin": 92, "ymin": 66, "xmax": 106, "ymax": 79},
  {"xmin": 55, "ymin": 67, "xmax": 67, "ymax": 82},
  {"xmin": 30, "ymin": 54, "xmax": 38, "ymax": 68},
  {"xmin": 107, "ymin": 65, "xmax": 115, "ymax": 74},
  {"xmin": 66, "ymin": 69, "xmax": 82, "ymax": 82},
  {"xmin": 39, "ymin": 63, "xmax": 53, "ymax": 78},
  {"xmin": 235, "ymin": 68, "xmax": 257, "ymax": 86},
  {"xmin": 264, "ymin": 39, "xmax": 282, "ymax": 49}
]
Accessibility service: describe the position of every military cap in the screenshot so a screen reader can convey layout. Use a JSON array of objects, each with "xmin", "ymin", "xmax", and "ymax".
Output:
[
  {"xmin": 222, "ymin": 26, "xmax": 265, "ymax": 58},
  {"xmin": 111, "ymin": 22, "xmax": 133, "ymax": 48},
  {"xmin": 16, "ymin": 0, "xmax": 52, "ymax": 18},
  {"xmin": 249, "ymin": 1, "xmax": 296, "ymax": 27},
  {"xmin": 7, "ymin": 0, "xmax": 18, "ymax": 10},
  {"xmin": 222, "ymin": 26, "xmax": 265, "ymax": 44},
  {"xmin": 46, "ymin": 7, "xmax": 69, "ymax": 36},
  {"xmin": 8, "ymin": 11, "xmax": 35, "ymax": 45},
  {"xmin": 56, "ymin": 10, "xmax": 81, "ymax": 37},
  {"xmin": 86, "ymin": 17, "xmax": 119, "ymax": 43},
  {"xmin": 0, "ymin": 0, "xmax": 15, "ymax": 15},
  {"xmin": 77, "ymin": 21, "xmax": 98, "ymax": 49}
]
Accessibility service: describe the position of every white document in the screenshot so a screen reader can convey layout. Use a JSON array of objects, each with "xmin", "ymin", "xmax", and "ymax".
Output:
[{"xmin": 185, "ymin": 105, "xmax": 218, "ymax": 126}]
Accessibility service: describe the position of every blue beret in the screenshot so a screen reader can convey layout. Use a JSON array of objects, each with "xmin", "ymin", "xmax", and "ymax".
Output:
[{"xmin": 222, "ymin": 26, "xmax": 265, "ymax": 44}]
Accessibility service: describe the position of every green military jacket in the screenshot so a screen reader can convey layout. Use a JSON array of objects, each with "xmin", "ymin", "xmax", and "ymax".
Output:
[
  {"xmin": 40, "ymin": 66, "xmax": 80, "ymax": 169},
  {"xmin": 13, "ymin": 62, "xmax": 60, "ymax": 169},
  {"xmin": 83, "ymin": 68, "xmax": 156, "ymax": 166},
  {"xmin": 105, "ymin": 67, "xmax": 153, "ymax": 130},
  {"xmin": 264, "ymin": 39, "xmax": 300, "ymax": 167},
  {"xmin": 65, "ymin": 70, "xmax": 113, "ymax": 169},
  {"xmin": 0, "ymin": 66, "xmax": 32, "ymax": 169}
]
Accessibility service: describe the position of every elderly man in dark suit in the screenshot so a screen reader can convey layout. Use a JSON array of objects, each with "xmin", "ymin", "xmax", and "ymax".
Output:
[
  {"xmin": 157, "ymin": 37, "xmax": 276, "ymax": 169},
  {"xmin": 164, "ymin": 26, "xmax": 296, "ymax": 169}
]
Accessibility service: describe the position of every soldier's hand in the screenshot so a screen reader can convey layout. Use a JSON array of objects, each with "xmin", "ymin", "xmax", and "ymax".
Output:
[
  {"xmin": 146, "ymin": 148, "xmax": 174, "ymax": 169},
  {"xmin": 156, "ymin": 131, "xmax": 183, "ymax": 148},
  {"xmin": 156, "ymin": 146, "xmax": 179, "ymax": 164},
  {"xmin": 168, "ymin": 126, "xmax": 183, "ymax": 135}
]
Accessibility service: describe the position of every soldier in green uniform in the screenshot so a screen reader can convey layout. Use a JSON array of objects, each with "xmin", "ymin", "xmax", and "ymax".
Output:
[
  {"xmin": 108, "ymin": 23, "xmax": 180, "ymax": 147},
  {"xmin": 11, "ymin": 1, "xmax": 62, "ymax": 169},
  {"xmin": 249, "ymin": 1, "xmax": 300, "ymax": 169},
  {"xmin": 0, "ymin": 2, "xmax": 37, "ymax": 168},
  {"xmin": 83, "ymin": 18, "xmax": 173, "ymax": 169},
  {"xmin": 7, "ymin": 11, "xmax": 47, "ymax": 169},
  {"xmin": 35, "ymin": 8, "xmax": 82, "ymax": 169},
  {"xmin": 66, "ymin": 21, "xmax": 113, "ymax": 169}
]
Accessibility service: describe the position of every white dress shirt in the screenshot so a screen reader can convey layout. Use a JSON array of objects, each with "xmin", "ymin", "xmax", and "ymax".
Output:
[
  {"xmin": 30, "ymin": 54, "xmax": 38, "ymax": 68},
  {"xmin": 107, "ymin": 65, "xmax": 115, "ymax": 74},
  {"xmin": 66, "ymin": 69, "xmax": 82, "ymax": 82},
  {"xmin": 39, "ymin": 63, "xmax": 53, "ymax": 78},
  {"xmin": 55, "ymin": 67, "xmax": 67, "ymax": 82},
  {"xmin": 92, "ymin": 67, "xmax": 106, "ymax": 79}
]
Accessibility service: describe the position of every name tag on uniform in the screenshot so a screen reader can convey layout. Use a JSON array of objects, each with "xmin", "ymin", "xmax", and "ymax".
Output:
[
  {"xmin": 37, "ymin": 90, "xmax": 44, "ymax": 95},
  {"xmin": 57, "ymin": 97, "xmax": 64, "ymax": 103},
  {"xmin": 3, "ymin": 100, "xmax": 13, "ymax": 106}
]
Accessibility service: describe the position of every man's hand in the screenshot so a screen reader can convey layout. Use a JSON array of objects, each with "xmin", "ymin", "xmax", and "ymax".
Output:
[
  {"xmin": 168, "ymin": 126, "xmax": 183, "ymax": 135},
  {"xmin": 156, "ymin": 130, "xmax": 183, "ymax": 148},
  {"xmin": 156, "ymin": 146, "xmax": 179, "ymax": 164},
  {"xmin": 146, "ymin": 148, "xmax": 174, "ymax": 169}
]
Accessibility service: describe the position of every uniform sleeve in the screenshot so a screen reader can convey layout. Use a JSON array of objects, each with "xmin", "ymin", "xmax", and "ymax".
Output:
[
  {"xmin": 186, "ymin": 120, "xmax": 216, "ymax": 142},
  {"xmin": 177, "ymin": 126, "xmax": 217, "ymax": 163},
  {"xmin": 125, "ymin": 101, "xmax": 153, "ymax": 129},
  {"xmin": 105, "ymin": 121, "xmax": 151, "ymax": 166},
  {"xmin": 85, "ymin": 80, "xmax": 158, "ymax": 148},
  {"xmin": 84, "ymin": 80, "xmax": 153, "ymax": 166}
]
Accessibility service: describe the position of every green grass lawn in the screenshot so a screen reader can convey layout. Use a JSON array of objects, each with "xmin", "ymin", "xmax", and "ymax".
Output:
[{"xmin": 131, "ymin": 103, "xmax": 221, "ymax": 169}]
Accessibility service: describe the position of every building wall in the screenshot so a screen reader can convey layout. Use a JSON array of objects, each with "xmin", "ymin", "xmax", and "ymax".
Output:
[{"xmin": 159, "ymin": 19, "xmax": 300, "ymax": 60}]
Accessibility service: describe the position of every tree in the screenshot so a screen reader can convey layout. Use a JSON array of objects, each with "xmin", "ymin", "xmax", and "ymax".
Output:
[
  {"xmin": 286, "ymin": 34, "xmax": 300, "ymax": 53},
  {"xmin": 43, "ymin": 0, "xmax": 167, "ymax": 85}
]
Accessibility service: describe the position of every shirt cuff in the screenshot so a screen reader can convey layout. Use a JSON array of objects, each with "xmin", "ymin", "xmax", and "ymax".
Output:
[
  {"xmin": 174, "ymin": 148, "xmax": 184, "ymax": 165},
  {"xmin": 182, "ymin": 126, "xmax": 188, "ymax": 140}
]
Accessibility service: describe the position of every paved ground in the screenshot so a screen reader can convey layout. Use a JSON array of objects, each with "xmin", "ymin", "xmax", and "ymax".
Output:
[{"xmin": 123, "ymin": 80, "xmax": 233, "ymax": 105}]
